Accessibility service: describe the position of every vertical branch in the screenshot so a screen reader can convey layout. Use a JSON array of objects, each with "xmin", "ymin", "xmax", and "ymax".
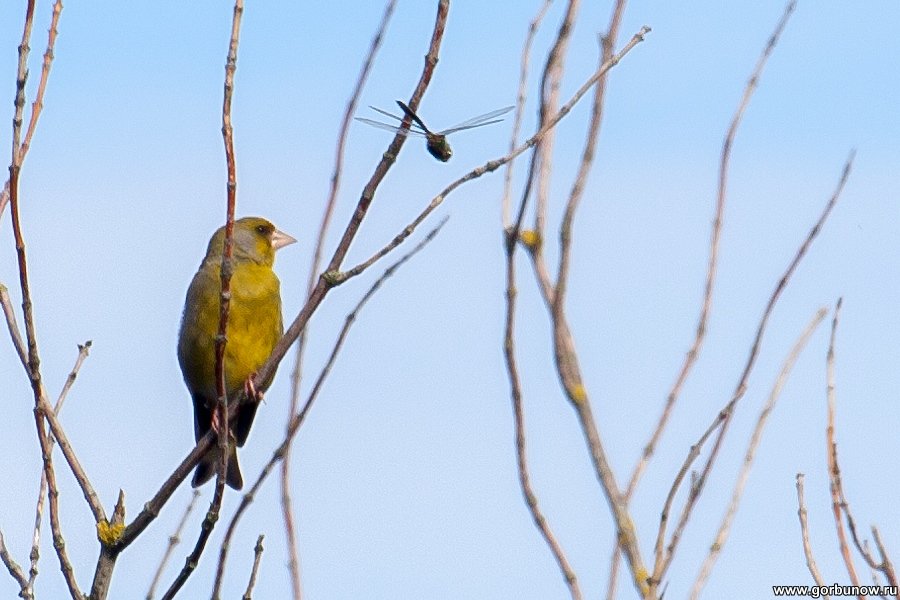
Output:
[
  {"xmin": 159, "ymin": 4, "xmax": 243, "ymax": 599},
  {"xmin": 636, "ymin": 0, "xmax": 798, "ymax": 502},
  {"xmin": 29, "ymin": 341, "xmax": 92, "ymax": 595},
  {"xmin": 871, "ymin": 529, "xmax": 898, "ymax": 593},
  {"xmin": 533, "ymin": 0, "xmax": 580, "ymax": 237},
  {"xmin": 283, "ymin": 3, "xmax": 398, "ymax": 596},
  {"xmin": 241, "ymin": 535, "xmax": 265, "ymax": 600},
  {"xmin": 0, "ymin": 0, "xmax": 63, "ymax": 223},
  {"xmin": 215, "ymin": 0, "xmax": 244, "ymax": 488},
  {"xmin": 825, "ymin": 299, "xmax": 863, "ymax": 593},
  {"xmin": 500, "ymin": 0, "xmax": 553, "ymax": 228},
  {"xmin": 795, "ymin": 474, "xmax": 829, "ymax": 590},
  {"xmin": 690, "ymin": 308, "xmax": 827, "ymax": 599},
  {"xmin": 503, "ymin": 229, "xmax": 582, "ymax": 599},
  {"xmin": 8, "ymin": 2, "xmax": 82, "ymax": 598}
]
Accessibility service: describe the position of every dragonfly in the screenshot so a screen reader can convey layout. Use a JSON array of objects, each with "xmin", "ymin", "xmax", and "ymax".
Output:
[{"xmin": 356, "ymin": 100, "xmax": 513, "ymax": 162}]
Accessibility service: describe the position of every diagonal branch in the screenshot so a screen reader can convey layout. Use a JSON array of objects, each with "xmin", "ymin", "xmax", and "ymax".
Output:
[
  {"xmin": 622, "ymin": 1, "xmax": 801, "ymax": 510},
  {"xmin": 0, "ymin": 530, "xmax": 29, "ymax": 599},
  {"xmin": 691, "ymin": 307, "xmax": 828, "ymax": 598},
  {"xmin": 653, "ymin": 149, "xmax": 854, "ymax": 588},
  {"xmin": 145, "ymin": 490, "xmax": 200, "ymax": 600},
  {"xmin": 283, "ymin": 4, "xmax": 398, "ymax": 596}
]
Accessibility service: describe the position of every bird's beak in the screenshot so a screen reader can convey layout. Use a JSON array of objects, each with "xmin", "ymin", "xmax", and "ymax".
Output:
[{"xmin": 271, "ymin": 228, "xmax": 297, "ymax": 251}]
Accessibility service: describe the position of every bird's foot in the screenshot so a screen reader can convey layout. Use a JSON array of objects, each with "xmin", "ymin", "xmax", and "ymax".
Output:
[
  {"xmin": 210, "ymin": 406, "xmax": 222, "ymax": 437},
  {"xmin": 244, "ymin": 375, "xmax": 265, "ymax": 404}
]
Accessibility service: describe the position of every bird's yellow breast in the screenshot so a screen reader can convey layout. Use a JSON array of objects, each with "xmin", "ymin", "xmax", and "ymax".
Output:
[{"xmin": 177, "ymin": 259, "xmax": 283, "ymax": 405}]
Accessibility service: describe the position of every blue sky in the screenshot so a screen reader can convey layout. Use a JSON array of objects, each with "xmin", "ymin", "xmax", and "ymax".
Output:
[{"xmin": 1, "ymin": 1, "xmax": 899, "ymax": 598}]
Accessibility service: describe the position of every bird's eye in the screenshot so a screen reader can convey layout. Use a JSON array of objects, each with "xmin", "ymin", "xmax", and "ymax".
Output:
[{"xmin": 256, "ymin": 225, "xmax": 268, "ymax": 234}]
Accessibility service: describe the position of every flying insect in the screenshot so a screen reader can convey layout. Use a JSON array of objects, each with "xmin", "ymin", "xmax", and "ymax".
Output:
[{"xmin": 356, "ymin": 100, "xmax": 513, "ymax": 162}]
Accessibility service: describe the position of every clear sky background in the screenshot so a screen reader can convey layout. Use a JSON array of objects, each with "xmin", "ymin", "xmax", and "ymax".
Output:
[{"xmin": 1, "ymin": 1, "xmax": 898, "ymax": 598}]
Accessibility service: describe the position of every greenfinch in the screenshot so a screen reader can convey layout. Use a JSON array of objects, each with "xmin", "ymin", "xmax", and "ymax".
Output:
[{"xmin": 177, "ymin": 217, "xmax": 296, "ymax": 489}]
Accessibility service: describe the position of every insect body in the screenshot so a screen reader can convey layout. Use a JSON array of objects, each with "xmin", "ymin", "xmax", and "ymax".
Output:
[{"xmin": 356, "ymin": 100, "xmax": 513, "ymax": 162}]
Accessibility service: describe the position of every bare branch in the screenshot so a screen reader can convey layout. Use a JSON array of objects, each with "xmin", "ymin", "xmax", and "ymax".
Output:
[
  {"xmin": 533, "ymin": 0, "xmax": 580, "ymax": 237},
  {"xmin": 241, "ymin": 535, "xmax": 265, "ymax": 600},
  {"xmin": 825, "ymin": 299, "xmax": 897, "ymax": 595},
  {"xmin": 501, "ymin": 0, "xmax": 553, "ymax": 228},
  {"xmin": 504, "ymin": 213, "xmax": 582, "ymax": 598},
  {"xmin": 214, "ymin": 0, "xmax": 244, "ymax": 492},
  {"xmin": 0, "ymin": 0, "xmax": 63, "ymax": 222},
  {"xmin": 29, "ymin": 341, "xmax": 92, "ymax": 594},
  {"xmin": 283, "ymin": 4, "xmax": 399, "ymax": 595},
  {"xmin": 796, "ymin": 474, "xmax": 829, "ymax": 592},
  {"xmin": 640, "ymin": 4, "xmax": 801, "ymax": 579},
  {"xmin": 691, "ymin": 308, "xmax": 828, "ymax": 598},
  {"xmin": 146, "ymin": 490, "xmax": 201, "ymax": 600},
  {"xmin": 871, "ymin": 529, "xmax": 898, "ymax": 592},
  {"xmin": 248, "ymin": 0, "xmax": 452, "ymax": 412},
  {"xmin": 654, "ymin": 149, "xmax": 853, "ymax": 587},
  {"xmin": 0, "ymin": 284, "xmax": 27, "ymax": 368},
  {"xmin": 161, "ymin": 488, "xmax": 225, "ymax": 600},
  {"xmin": 8, "ymin": 3, "xmax": 84, "ymax": 597},
  {"xmin": 0, "ymin": 530, "xmax": 29, "ymax": 599},
  {"xmin": 824, "ymin": 299, "xmax": 862, "ymax": 593},
  {"xmin": 624, "ymin": 0, "xmax": 794, "ymax": 506}
]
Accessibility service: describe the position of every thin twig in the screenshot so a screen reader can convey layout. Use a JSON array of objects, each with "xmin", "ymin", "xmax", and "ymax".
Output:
[
  {"xmin": 825, "ymin": 298, "xmax": 863, "ymax": 596},
  {"xmin": 161, "ymin": 5, "xmax": 243, "ymax": 599},
  {"xmin": 504, "ymin": 215, "xmax": 581, "ymax": 597},
  {"xmin": 0, "ymin": 531, "xmax": 29, "ymax": 599},
  {"xmin": 871, "ymin": 529, "xmax": 899, "ymax": 594},
  {"xmin": 29, "ymin": 341, "xmax": 92, "ymax": 594},
  {"xmin": 283, "ymin": 4, "xmax": 398, "ymax": 596},
  {"xmin": 145, "ymin": 490, "xmax": 200, "ymax": 600},
  {"xmin": 653, "ymin": 149, "xmax": 853, "ymax": 588},
  {"xmin": 501, "ymin": 0, "xmax": 553, "ymax": 228},
  {"xmin": 0, "ymin": 0, "xmax": 63, "ymax": 223},
  {"xmin": 160, "ymin": 486, "xmax": 225, "ymax": 600},
  {"xmin": 622, "ymin": 0, "xmax": 785, "ymax": 503},
  {"xmin": 214, "ymin": 0, "xmax": 244, "ymax": 492},
  {"xmin": 823, "ymin": 300, "xmax": 898, "ymax": 594},
  {"xmin": 796, "ymin": 474, "xmax": 829, "ymax": 592},
  {"xmin": 0, "ymin": 284, "xmax": 27, "ymax": 368},
  {"xmin": 555, "ymin": 2, "xmax": 622, "ymax": 313},
  {"xmin": 213, "ymin": 218, "xmax": 449, "ymax": 595},
  {"xmin": 645, "ymin": 4, "xmax": 799, "ymax": 584},
  {"xmin": 691, "ymin": 308, "xmax": 827, "ymax": 599},
  {"xmin": 36, "ymin": 395, "xmax": 105, "ymax": 522},
  {"xmin": 242, "ymin": 535, "xmax": 265, "ymax": 600},
  {"xmin": 8, "ymin": 3, "xmax": 82, "ymax": 597},
  {"xmin": 533, "ymin": 0, "xmax": 580, "ymax": 237}
]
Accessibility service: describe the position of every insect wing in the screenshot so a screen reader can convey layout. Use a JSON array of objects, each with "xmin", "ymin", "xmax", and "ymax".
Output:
[
  {"xmin": 439, "ymin": 105, "xmax": 514, "ymax": 135},
  {"xmin": 353, "ymin": 117, "xmax": 422, "ymax": 137},
  {"xmin": 356, "ymin": 104, "xmax": 430, "ymax": 137}
]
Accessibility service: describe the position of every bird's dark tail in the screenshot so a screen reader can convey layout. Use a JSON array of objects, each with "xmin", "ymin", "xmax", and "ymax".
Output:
[{"xmin": 192, "ymin": 443, "xmax": 243, "ymax": 490}]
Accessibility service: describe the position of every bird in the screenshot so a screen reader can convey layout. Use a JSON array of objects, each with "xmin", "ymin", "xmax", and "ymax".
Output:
[{"xmin": 177, "ymin": 217, "xmax": 296, "ymax": 489}]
